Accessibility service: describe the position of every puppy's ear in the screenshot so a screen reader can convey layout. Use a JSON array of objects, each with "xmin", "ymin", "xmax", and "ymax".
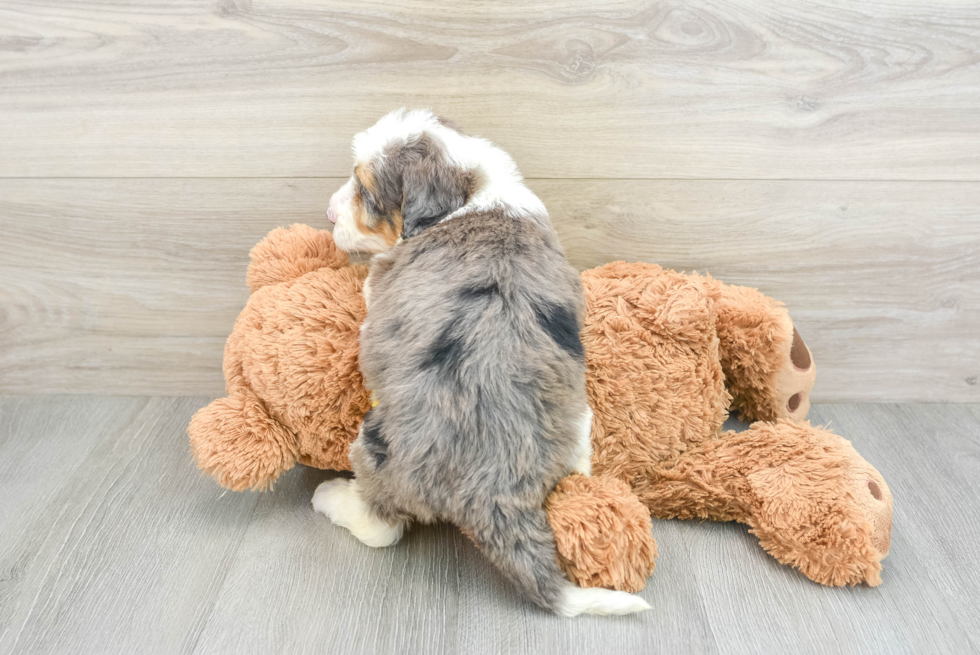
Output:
[{"xmin": 400, "ymin": 137, "xmax": 474, "ymax": 239}]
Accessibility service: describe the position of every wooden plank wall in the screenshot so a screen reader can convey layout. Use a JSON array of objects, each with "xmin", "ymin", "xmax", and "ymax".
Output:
[{"xmin": 1, "ymin": 0, "xmax": 978, "ymax": 401}]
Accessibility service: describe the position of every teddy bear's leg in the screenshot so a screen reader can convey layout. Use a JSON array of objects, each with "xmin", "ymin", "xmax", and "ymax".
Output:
[
  {"xmin": 312, "ymin": 478, "xmax": 406, "ymax": 548},
  {"xmin": 701, "ymin": 277, "xmax": 816, "ymax": 422},
  {"xmin": 466, "ymin": 491, "xmax": 651, "ymax": 615},
  {"xmin": 736, "ymin": 421, "xmax": 892, "ymax": 586},
  {"xmin": 633, "ymin": 420, "xmax": 892, "ymax": 587},
  {"xmin": 188, "ymin": 389, "xmax": 300, "ymax": 491}
]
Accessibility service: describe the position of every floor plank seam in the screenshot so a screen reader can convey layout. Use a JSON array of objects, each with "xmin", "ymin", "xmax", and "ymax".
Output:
[{"xmin": 184, "ymin": 495, "xmax": 261, "ymax": 655}]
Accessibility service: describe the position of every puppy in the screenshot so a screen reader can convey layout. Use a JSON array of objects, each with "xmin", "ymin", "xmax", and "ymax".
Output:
[{"xmin": 314, "ymin": 109, "xmax": 649, "ymax": 616}]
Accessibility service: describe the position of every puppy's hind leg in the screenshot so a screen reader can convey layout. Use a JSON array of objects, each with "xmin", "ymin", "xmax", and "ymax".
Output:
[
  {"xmin": 312, "ymin": 478, "xmax": 405, "ymax": 548},
  {"xmin": 470, "ymin": 503, "xmax": 650, "ymax": 617},
  {"xmin": 314, "ymin": 409, "xmax": 407, "ymax": 548}
]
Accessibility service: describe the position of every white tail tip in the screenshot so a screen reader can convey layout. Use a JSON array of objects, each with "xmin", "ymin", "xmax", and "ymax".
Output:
[{"xmin": 557, "ymin": 582, "xmax": 652, "ymax": 617}]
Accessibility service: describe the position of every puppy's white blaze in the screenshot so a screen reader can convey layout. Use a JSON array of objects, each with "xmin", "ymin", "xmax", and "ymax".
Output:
[
  {"xmin": 557, "ymin": 582, "xmax": 652, "ymax": 617},
  {"xmin": 570, "ymin": 407, "xmax": 593, "ymax": 476},
  {"xmin": 352, "ymin": 107, "xmax": 433, "ymax": 165},
  {"xmin": 361, "ymin": 273, "xmax": 374, "ymax": 307},
  {"xmin": 312, "ymin": 479, "xmax": 404, "ymax": 548}
]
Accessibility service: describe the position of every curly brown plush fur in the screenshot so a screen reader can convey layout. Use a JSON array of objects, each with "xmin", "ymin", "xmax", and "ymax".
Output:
[
  {"xmin": 634, "ymin": 420, "xmax": 891, "ymax": 586},
  {"xmin": 546, "ymin": 475, "xmax": 657, "ymax": 593},
  {"xmin": 189, "ymin": 225, "xmax": 892, "ymax": 592}
]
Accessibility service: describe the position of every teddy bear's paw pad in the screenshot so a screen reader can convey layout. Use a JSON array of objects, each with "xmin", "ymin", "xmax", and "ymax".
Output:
[
  {"xmin": 557, "ymin": 582, "xmax": 652, "ymax": 617},
  {"xmin": 313, "ymin": 479, "xmax": 404, "ymax": 548},
  {"xmin": 790, "ymin": 328, "xmax": 812, "ymax": 371},
  {"xmin": 772, "ymin": 326, "xmax": 816, "ymax": 420}
]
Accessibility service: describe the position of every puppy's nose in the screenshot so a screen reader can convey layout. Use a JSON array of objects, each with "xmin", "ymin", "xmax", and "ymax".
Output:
[
  {"xmin": 327, "ymin": 183, "xmax": 351, "ymax": 224},
  {"xmin": 326, "ymin": 195, "xmax": 341, "ymax": 224}
]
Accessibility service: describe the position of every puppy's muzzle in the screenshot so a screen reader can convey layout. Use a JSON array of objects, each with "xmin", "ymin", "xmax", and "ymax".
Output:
[{"xmin": 327, "ymin": 181, "xmax": 354, "ymax": 224}]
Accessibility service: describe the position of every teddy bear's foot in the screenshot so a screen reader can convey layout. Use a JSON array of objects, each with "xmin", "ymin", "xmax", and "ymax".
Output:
[
  {"xmin": 312, "ymin": 479, "xmax": 405, "ymax": 548},
  {"xmin": 761, "ymin": 325, "xmax": 816, "ymax": 421},
  {"xmin": 546, "ymin": 474, "xmax": 658, "ymax": 593},
  {"xmin": 635, "ymin": 420, "xmax": 892, "ymax": 587},
  {"xmin": 702, "ymin": 278, "xmax": 815, "ymax": 422},
  {"xmin": 744, "ymin": 421, "xmax": 892, "ymax": 587}
]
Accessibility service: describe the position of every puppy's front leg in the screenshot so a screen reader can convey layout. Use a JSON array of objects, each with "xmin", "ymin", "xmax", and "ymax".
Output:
[
  {"xmin": 569, "ymin": 407, "xmax": 594, "ymax": 476},
  {"xmin": 362, "ymin": 272, "xmax": 373, "ymax": 308},
  {"xmin": 312, "ymin": 479, "xmax": 405, "ymax": 548}
]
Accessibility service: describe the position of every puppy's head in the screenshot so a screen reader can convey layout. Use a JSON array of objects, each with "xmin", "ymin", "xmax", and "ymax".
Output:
[{"xmin": 328, "ymin": 109, "xmax": 476, "ymax": 253}]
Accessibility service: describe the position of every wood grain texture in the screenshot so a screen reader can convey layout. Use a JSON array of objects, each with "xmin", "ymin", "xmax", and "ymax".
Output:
[
  {"xmin": 1, "ymin": 178, "xmax": 977, "ymax": 400},
  {"xmin": 1, "ymin": 0, "xmax": 978, "ymax": 179},
  {"xmin": 1, "ymin": 398, "xmax": 978, "ymax": 654}
]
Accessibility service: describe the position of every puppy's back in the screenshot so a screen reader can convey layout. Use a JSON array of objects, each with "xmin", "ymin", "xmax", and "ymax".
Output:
[{"xmin": 359, "ymin": 211, "xmax": 587, "ymax": 507}]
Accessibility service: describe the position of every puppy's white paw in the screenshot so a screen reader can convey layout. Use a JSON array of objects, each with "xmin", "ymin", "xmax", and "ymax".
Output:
[
  {"xmin": 557, "ymin": 582, "xmax": 651, "ymax": 617},
  {"xmin": 312, "ymin": 479, "xmax": 404, "ymax": 548}
]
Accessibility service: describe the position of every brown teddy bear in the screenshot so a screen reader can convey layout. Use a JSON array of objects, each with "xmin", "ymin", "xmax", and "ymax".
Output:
[{"xmin": 189, "ymin": 224, "xmax": 892, "ymax": 593}]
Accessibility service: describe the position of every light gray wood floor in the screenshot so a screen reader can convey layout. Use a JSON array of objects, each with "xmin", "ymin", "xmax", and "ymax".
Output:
[{"xmin": 1, "ymin": 397, "xmax": 977, "ymax": 654}]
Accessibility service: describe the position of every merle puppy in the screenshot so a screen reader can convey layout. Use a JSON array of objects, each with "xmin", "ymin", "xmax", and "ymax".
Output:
[{"xmin": 313, "ymin": 109, "xmax": 649, "ymax": 616}]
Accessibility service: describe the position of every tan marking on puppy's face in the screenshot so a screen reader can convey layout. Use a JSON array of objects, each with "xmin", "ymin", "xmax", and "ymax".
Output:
[
  {"xmin": 351, "ymin": 163, "xmax": 403, "ymax": 248},
  {"xmin": 330, "ymin": 111, "xmax": 477, "ymax": 254}
]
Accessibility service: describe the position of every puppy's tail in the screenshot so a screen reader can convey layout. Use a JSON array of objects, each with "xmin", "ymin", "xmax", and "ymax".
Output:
[{"xmin": 470, "ymin": 504, "xmax": 651, "ymax": 617}]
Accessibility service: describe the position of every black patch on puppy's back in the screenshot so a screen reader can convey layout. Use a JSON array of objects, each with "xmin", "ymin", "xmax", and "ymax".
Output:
[
  {"xmin": 534, "ymin": 302, "xmax": 584, "ymax": 361},
  {"xmin": 423, "ymin": 320, "xmax": 466, "ymax": 378},
  {"xmin": 459, "ymin": 282, "xmax": 500, "ymax": 301}
]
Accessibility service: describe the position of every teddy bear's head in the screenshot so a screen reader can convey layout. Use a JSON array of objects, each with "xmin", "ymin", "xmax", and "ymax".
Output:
[{"xmin": 189, "ymin": 225, "xmax": 370, "ymax": 491}]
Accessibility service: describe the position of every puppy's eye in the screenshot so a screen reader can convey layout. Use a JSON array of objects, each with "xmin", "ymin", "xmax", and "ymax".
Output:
[{"xmin": 358, "ymin": 183, "xmax": 380, "ymax": 216}]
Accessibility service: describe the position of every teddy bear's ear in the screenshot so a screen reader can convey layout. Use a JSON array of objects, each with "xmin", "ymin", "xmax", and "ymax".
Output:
[{"xmin": 246, "ymin": 224, "xmax": 350, "ymax": 293}]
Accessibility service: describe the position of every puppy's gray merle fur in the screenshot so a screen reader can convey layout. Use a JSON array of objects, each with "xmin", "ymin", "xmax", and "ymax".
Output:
[{"xmin": 315, "ymin": 109, "xmax": 650, "ymax": 616}]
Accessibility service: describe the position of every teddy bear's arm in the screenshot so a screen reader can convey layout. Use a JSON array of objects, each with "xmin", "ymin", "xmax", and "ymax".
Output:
[
  {"xmin": 699, "ymin": 277, "xmax": 816, "ymax": 423},
  {"xmin": 545, "ymin": 474, "xmax": 658, "ymax": 593}
]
